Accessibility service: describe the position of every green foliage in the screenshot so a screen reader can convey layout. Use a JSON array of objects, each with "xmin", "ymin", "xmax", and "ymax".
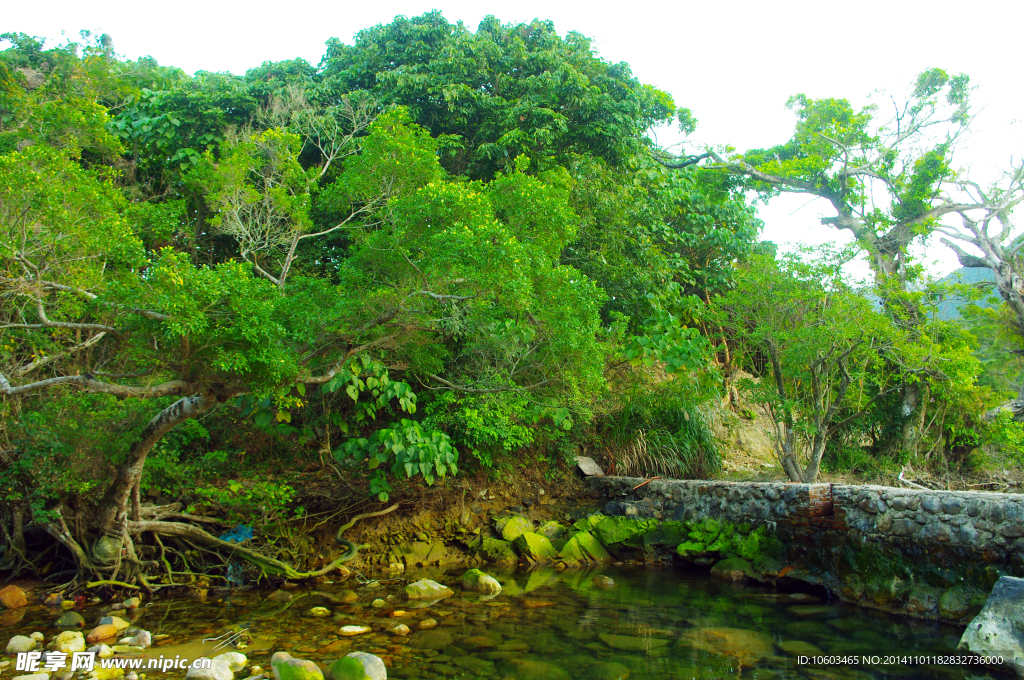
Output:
[
  {"xmin": 337, "ymin": 419, "xmax": 458, "ymax": 501},
  {"xmin": 320, "ymin": 13, "xmax": 675, "ymax": 179},
  {"xmin": 675, "ymin": 518, "xmax": 777, "ymax": 562}
]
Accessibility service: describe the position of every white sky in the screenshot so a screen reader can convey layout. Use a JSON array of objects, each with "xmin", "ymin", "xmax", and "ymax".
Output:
[{"xmin": 6, "ymin": 0, "xmax": 1023, "ymax": 278}]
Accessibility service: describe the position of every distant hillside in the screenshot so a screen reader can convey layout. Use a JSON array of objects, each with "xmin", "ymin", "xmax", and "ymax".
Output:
[{"xmin": 934, "ymin": 267, "xmax": 999, "ymax": 320}]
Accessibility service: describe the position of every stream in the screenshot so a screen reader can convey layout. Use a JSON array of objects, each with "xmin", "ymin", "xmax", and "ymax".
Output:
[{"xmin": 3, "ymin": 565, "xmax": 1003, "ymax": 680}]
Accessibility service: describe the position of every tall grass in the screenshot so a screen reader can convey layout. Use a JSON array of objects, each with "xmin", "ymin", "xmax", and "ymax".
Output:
[{"xmin": 605, "ymin": 389, "xmax": 720, "ymax": 479}]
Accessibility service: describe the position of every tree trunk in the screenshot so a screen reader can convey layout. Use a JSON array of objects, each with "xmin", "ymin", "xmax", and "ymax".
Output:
[{"xmin": 96, "ymin": 389, "xmax": 226, "ymax": 535}]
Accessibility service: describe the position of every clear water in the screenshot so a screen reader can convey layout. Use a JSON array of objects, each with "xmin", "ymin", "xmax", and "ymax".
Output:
[{"xmin": 4, "ymin": 566, "xmax": 1002, "ymax": 679}]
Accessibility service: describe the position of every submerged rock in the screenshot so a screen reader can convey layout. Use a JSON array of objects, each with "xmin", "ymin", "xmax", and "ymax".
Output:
[
  {"xmin": 589, "ymin": 661, "xmax": 630, "ymax": 680},
  {"xmin": 939, "ymin": 587, "xmax": 969, "ymax": 619},
  {"xmin": 592, "ymin": 575, "xmax": 615, "ymax": 589},
  {"xmin": 598, "ymin": 633, "xmax": 669, "ymax": 652},
  {"xmin": 339, "ymin": 626, "xmax": 371, "ymax": 637},
  {"xmin": 56, "ymin": 611, "xmax": 86, "ymax": 629},
  {"xmin": 461, "ymin": 569, "xmax": 502, "ymax": 594},
  {"xmin": 958, "ymin": 575, "xmax": 1024, "ymax": 677},
  {"xmin": 328, "ymin": 652, "xmax": 386, "ymax": 680},
  {"xmin": 500, "ymin": 658, "xmax": 570, "ymax": 680},
  {"xmin": 410, "ymin": 629, "xmax": 454, "ymax": 650},
  {"xmin": 678, "ymin": 627, "xmax": 774, "ymax": 663},
  {"xmin": 404, "ymin": 578, "xmax": 454, "ymax": 600},
  {"xmin": 86, "ymin": 624, "xmax": 118, "ymax": 643},
  {"xmin": 271, "ymin": 652, "xmax": 324, "ymax": 680}
]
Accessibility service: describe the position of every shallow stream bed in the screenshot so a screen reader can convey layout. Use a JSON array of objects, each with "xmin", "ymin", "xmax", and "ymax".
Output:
[{"xmin": 4, "ymin": 566, "xmax": 1004, "ymax": 680}]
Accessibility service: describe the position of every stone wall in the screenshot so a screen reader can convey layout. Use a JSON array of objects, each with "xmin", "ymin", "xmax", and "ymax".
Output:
[
  {"xmin": 591, "ymin": 477, "xmax": 1024, "ymax": 554},
  {"xmin": 588, "ymin": 476, "xmax": 1024, "ymax": 621}
]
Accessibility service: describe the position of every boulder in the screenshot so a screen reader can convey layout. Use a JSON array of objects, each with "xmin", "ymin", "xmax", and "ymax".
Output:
[
  {"xmin": 512, "ymin": 531, "xmax": 557, "ymax": 562},
  {"xmin": 6, "ymin": 635, "xmax": 36, "ymax": 653},
  {"xmin": 404, "ymin": 579, "xmax": 453, "ymax": 600},
  {"xmin": 328, "ymin": 652, "xmax": 386, "ymax": 680},
  {"xmin": 575, "ymin": 456, "xmax": 605, "ymax": 477},
  {"xmin": 186, "ymin": 659, "xmax": 234, "ymax": 680},
  {"xmin": 461, "ymin": 569, "xmax": 502, "ymax": 595},
  {"xmin": 958, "ymin": 575, "xmax": 1024, "ymax": 677},
  {"xmin": 476, "ymin": 538, "xmax": 517, "ymax": 565},
  {"xmin": 212, "ymin": 652, "xmax": 247, "ymax": 672},
  {"xmin": 537, "ymin": 521, "xmax": 566, "ymax": 542},
  {"xmin": 271, "ymin": 652, "xmax": 324, "ymax": 680},
  {"xmin": 496, "ymin": 516, "xmax": 533, "ymax": 542},
  {"xmin": 0, "ymin": 585, "xmax": 28, "ymax": 609},
  {"xmin": 54, "ymin": 631, "xmax": 86, "ymax": 653},
  {"xmin": 558, "ymin": 531, "xmax": 611, "ymax": 566}
]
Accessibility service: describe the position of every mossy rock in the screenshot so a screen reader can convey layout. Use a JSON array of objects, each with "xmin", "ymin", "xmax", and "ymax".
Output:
[
  {"xmin": 841, "ymin": 573, "xmax": 865, "ymax": 600},
  {"xmin": 905, "ymin": 587, "xmax": 940, "ymax": 614},
  {"xmin": 496, "ymin": 516, "xmax": 533, "ymax": 542},
  {"xmin": 710, "ymin": 557, "xmax": 753, "ymax": 582},
  {"xmin": 939, "ymin": 587, "xmax": 969, "ymax": 619},
  {"xmin": 462, "ymin": 568, "xmax": 502, "ymax": 594},
  {"xmin": 537, "ymin": 521, "xmax": 565, "ymax": 541},
  {"xmin": 591, "ymin": 516, "xmax": 656, "ymax": 546},
  {"xmin": 328, "ymin": 653, "xmax": 386, "ymax": 680},
  {"xmin": 865, "ymin": 576, "xmax": 908, "ymax": 607},
  {"xmin": 559, "ymin": 531, "xmax": 612, "ymax": 566},
  {"xmin": 474, "ymin": 537, "xmax": 517, "ymax": 565},
  {"xmin": 271, "ymin": 652, "xmax": 324, "ymax": 680},
  {"xmin": 513, "ymin": 531, "xmax": 557, "ymax": 562}
]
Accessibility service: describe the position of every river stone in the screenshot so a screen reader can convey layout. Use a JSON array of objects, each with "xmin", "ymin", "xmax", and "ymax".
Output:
[
  {"xmin": 476, "ymin": 537, "xmax": 517, "ymax": 565},
  {"xmin": 678, "ymin": 627, "xmax": 774, "ymax": 664},
  {"xmin": 271, "ymin": 652, "xmax": 324, "ymax": 680},
  {"xmin": 512, "ymin": 531, "xmax": 557, "ymax": 562},
  {"xmin": 87, "ymin": 624, "xmax": 119, "ymax": 643},
  {"xmin": 598, "ymin": 634, "xmax": 669, "ymax": 652},
  {"xmin": 57, "ymin": 611, "xmax": 86, "ymax": 629},
  {"xmin": 461, "ymin": 569, "xmax": 502, "ymax": 594},
  {"xmin": 840, "ymin": 573, "xmax": 865, "ymax": 600},
  {"xmin": 905, "ymin": 587, "xmax": 940, "ymax": 614},
  {"xmin": 500, "ymin": 658, "xmax": 570, "ymax": 680},
  {"xmin": 537, "ymin": 521, "xmax": 566, "ymax": 541},
  {"xmin": 710, "ymin": 557, "xmax": 752, "ymax": 582},
  {"xmin": 123, "ymin": 597, "xmax": 141, "ymax": 609},
  {"xmin": 939, "ymin": 588, "xmax": 969, "ymax": 619},
  {"xmin": 410, "ymin": 629, "xmax": 454, "ymax": 650},
  {"xmin": 593, "ymin": 575, "xmax": 615, "ymax": 589},
  {"xmin": 778, "ymin": 640, "xmax": 822, "ymax": 656},
  {"xmin": 268, "ymin": 590, "xmax": 293, "ymax": 602},
  {"xmin": 339, "ymin": 626, "xmax": 371, "ymax": 637},
  {"xmin": 309, "ymin": 607, "xmax": 331, "ymax": 617},
  {"xmin": 589, "ymin": 661, "xmax": 630, "ymax": 680},
  {"xmin": 12, "ymin": 675, "xmax": 50, "ymax": 680},
  {"xmin": 213, "ymin": 652, "xmax": 247, "ymax": 672},
  {"xmin": 54, "ymin": 631, "xmax": 86, "ymax": 653},
  {"xmin": 99, "ymin": 615, "xmax": 130, "ymax": 632},
  {"xmin": 0, "ymin": 585, "xmax": 28, "ymax": 609},
  {"xmin": 404, "ymin": 579, "xmax": 454, "ymax": 600},
  {"xmin": 186, "ymin": 659, "xmax": 233, "ymax": 680},
  {"xmin": 559, "ymin": 531, "xmax": 612, "ymax": 566},
  {"xmin": 453, "ymin": 656, "xmax": 493, "ymax": 672},
  {"xmin": 328, "ymin": 652, "xmax": 386, "ymax": 680},
  {"xmin": 958, "ymin": 575, "xmax": 1024, "ymax": 677},
  {"xmin": 88, "ymin": 644, "xmax": 114, "ymax": 658},
  {"xmin": 417, "ymin": 618, "xmax": 438, "ymax": 630},
  {"xmin": 6, "ymin": 635, "xmax": 36, "ymax": 653},
  {"xmin": 496, "ymin": 516, "xmax": 533, "ymax": 542},
  {"xmin": 387, "ymin": 623, "xmax": 410, "ymax": 636},
  {"xmin": 125, "ymin": 630, "xmax": 151, "ymax": 648}
]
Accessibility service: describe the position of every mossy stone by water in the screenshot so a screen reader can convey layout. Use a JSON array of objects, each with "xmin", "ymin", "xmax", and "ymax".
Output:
[
  {"xmin": 558, "ymin": 531, "xmax": 611, "ymax": 565},
  {"xmin": 271, "ymin": 652, "xmax": 324, "ymax": 680},
  {"xmin": 512, "ymin": 531, "xmax": 557, "ymax": 562},
  {"xmin": 461, "ymin": 568, "xmax": 502, "ymax": 594},
  {"xmin": 939, "ymin": 587, "xmax": 969, "ymax": 619},
  {"xmin": 496, "ymin": 516, "xmax": 533, "ymax": 541},
  {"xmin": 404, "ymin": 578, "xmax": 454, "ymax": 600},
  {"xmin": 328, "ymin": 653, "xmax": 386, "ymax": 680},
  {"xmin": 710, "ymin": 557, "xmax": 752, "ymax": 581}
]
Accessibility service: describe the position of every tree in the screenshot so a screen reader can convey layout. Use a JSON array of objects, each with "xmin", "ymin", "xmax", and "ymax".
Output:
[{"xmin": 712, "ymin": 250, "xmax": 900, "ymax": 482}]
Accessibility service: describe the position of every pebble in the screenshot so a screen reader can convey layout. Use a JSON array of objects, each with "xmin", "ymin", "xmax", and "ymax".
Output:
[
  {"xmin": 387, "ymin": 624, "xmax": 410, "ymax": 636},
  {"xmin": 29, "ymin": 632, "xmax": 44, "ymax": 642},
  {"xmin": 339, "ymin": 626, "xmax": 372, "ymax": 636},
  {"xmin": 6, "ymin": 635, "xmax": 36, "ymax": 653}
]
